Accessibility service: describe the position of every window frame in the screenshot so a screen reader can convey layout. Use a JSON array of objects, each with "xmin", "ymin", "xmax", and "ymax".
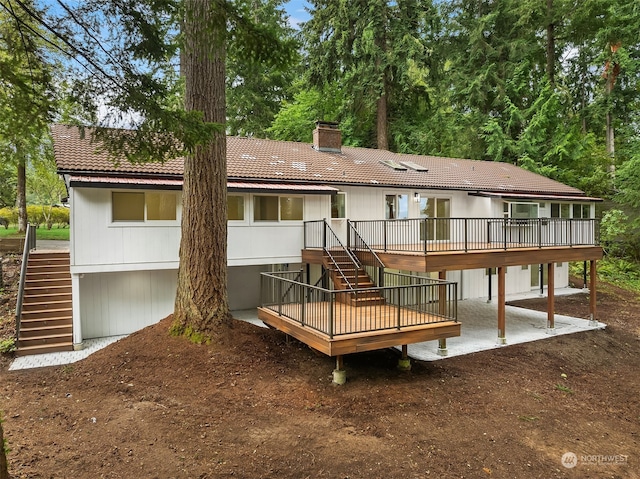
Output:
[
  {"xmin": 110, "ymin": 190, "xmax": 178, "ymax": 225},
  {"xmin": 331, "ymin": 192, "xmax": 347, "ymax": 219},
  {"xmin": 252, "ymin": 194, "xmax": 305, "ymax": 223}
]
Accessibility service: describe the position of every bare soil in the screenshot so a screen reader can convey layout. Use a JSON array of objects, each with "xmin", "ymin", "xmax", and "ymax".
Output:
[{"xmin": 1, "ymin": 261, "xmax": 639, "ymax": 479}]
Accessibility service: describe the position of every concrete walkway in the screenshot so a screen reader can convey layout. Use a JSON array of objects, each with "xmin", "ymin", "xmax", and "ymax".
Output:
[
  {"xmin": 34, "ymin": 240, "xmax": 70, "ymax": 251},
  {"xmin": 9, "ymin": 287, "xmax": 603, "ymax": 370}
]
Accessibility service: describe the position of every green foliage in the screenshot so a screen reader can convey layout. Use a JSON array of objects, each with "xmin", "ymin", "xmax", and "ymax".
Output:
[
  {"xmin": 226, "ymin": 0, "xmax": 300, "ymax": 137},
  {"xmin": 169, "ymin": 323, "xmax": 211, "ymax": 345},
  {"xmin": 596, "ymin": 257, "xmax": 640, "ymax": 291},
  {"xmin": 0, "ymin": 339, "xmax": 15, "ymax": 354},
  {"xmin": 0, "ymin": 208, "xmax": 17, "ymax": 226}
]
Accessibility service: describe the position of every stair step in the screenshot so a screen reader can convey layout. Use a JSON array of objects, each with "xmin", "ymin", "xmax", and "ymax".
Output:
[
  {"xmin": 29, "ymin": 251, "xmax": 70, "ymax": 259},
  {"xmin": 16, "ymin": 342, "xmax": 74, "ymax": 356},
  {"xmin": 22, "ymin": 300, "xmax": 72, "ymax": 311},
  {"xmin": 26, "ymin": 266, "xmax": 71, "ymax": 275},
  {"xmin": 23, "ymin": 292, "xmax": 73, "ymax": 303},
  {"xmin": 19, "ymin": 324, "xmax": 73, "ymax": 338},
  {"xmin": 20, "ymin": 308, "xmax": 73, "ymax": 320},
  {"xmin": 28, "ymin": 257, "xmax": 70, "ymax": 266},
  {"xmin": 20, "ymin": 316, "xmax": 73, "ymax": 328},
  {"xmin": 351, "ymin": 297, "xmax": 386, "ymax": 306},
  {"xmin": 26, "ymin": 273, "xmax": 71, "ymax": 282},
  {"xmin": 22, "ymin": 285, "xmax": 72, "ymax": 295},
  {"xmin": 26, "ymin": 278, "xmax": 72, "ymax": 288},
  {"xmin": 18, "ymin": 332, "xmax": 73, "ymax": 347}
]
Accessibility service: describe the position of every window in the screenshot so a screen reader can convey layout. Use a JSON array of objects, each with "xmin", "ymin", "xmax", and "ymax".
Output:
[
  {"xmin": 573, "ymin": 204, "xmax": 590, "ymax": 219},
  {"xmin": 112, "ymin": 191, "xmax": 176, "ymax": 222},
  {"xmin": 511, "ymin": 202, "xmax": 539, "ymax": 219},
  {"xmin": 147, "ymin": 193, "xmax": 176, "ymax": 220},
  {"xmin": 280, "ymin": 196, "xmax": 303, "ymax": 221},
  {"xmin": 253, "ymin": 196, "xmax": 279, "ymax": 221},
  {"xmin": 253, "ymin": 195, "xmax": 303, "ymax": 222},
  {"xmin": 551, "ymin": 203, "xmax": 570, "ymax": 218},
  {"xmin": 385, "ymin": 194, "xmax": 409, "ymax": 219},
  {"xmin": 228, "ymin": 195, "xmax": 245, "ymax": 220},
  {"xmin": 331, "ymin": 192, "xmax": 346, "ymax": 219},
  {"xmin": 419, "ymin": 197, "xmax": 451, "ymax": 240}
]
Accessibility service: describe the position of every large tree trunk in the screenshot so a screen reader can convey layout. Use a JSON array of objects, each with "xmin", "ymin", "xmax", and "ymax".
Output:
[
  {"xmin": 376, "ymin": 92, "xmax": 388, "ymax": 150},
  {"xmin": 16, "ymin": 154, "xmax": 27, "ymax": 233},
  {"xmin": 605, "ymin": 71, "xmax": 615, "ymax": 176},
  {"xmin": 545, "ymin": 0, "xmax": 555, "ymax": 87},
  {"xmin": 172, "ymin": 0, "xmax": 231, "ymax": 339}
]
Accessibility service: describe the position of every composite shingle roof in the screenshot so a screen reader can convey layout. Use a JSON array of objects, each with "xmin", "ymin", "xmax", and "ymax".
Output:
[{"xmin": 52, "ymin": 124, "xmax": 591, "ymax": 198}]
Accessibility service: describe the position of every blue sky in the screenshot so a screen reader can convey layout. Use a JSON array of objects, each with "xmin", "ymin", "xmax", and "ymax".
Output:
[{"xmin": 284, "ymin": 0, "xmax": 311, "ymax": 28}]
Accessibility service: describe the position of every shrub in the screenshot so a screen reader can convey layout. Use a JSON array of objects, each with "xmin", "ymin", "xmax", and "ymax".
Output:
[
  {"xmin": 50, "ymin": 206, "xmax": 70, "ymax": 228},
  {"xmin": 0, "ymin": 207, "xmax": 17, "ymax": 226}
]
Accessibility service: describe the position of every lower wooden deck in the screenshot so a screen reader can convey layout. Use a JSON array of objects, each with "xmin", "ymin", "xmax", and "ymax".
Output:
[
  {"xmin": 258, "ymin": 303, "xmax": 460, "ymax": 356},
  {"xmin": 303, "ymin": 244, "xmax": 603, "ymax": 272}
]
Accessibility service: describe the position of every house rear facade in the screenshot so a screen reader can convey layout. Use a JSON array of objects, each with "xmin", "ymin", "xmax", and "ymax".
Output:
[{"xmin": 51, "ymin": 123, "xmax": 601, "ymax": 349}]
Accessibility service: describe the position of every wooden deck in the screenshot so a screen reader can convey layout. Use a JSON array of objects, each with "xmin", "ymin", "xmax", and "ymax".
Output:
[
  {"xmin": 303, "ymin": 243, "xmax": 603, "ymax": 272},
  {"xmin": 258, "ymin": 303, "xmax": 460, "ymax": 356}
]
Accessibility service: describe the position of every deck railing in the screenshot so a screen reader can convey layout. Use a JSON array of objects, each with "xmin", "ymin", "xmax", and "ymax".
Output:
[
  {"xmin": 16, "ymin": 223, "xmax": 37, "ymax": 340},
  {"xmin": 349, "ymin": 217, "xmax": 600, "ymax": 254},
  {"xmin": 260, "ymin": 270, "xmax": 457, "ymax": 338}
]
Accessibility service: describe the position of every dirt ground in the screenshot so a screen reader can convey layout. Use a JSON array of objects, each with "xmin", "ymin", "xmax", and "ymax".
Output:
[{"xmin": 1, "ymin": 257, "xmax": 639, "ymax": 479}]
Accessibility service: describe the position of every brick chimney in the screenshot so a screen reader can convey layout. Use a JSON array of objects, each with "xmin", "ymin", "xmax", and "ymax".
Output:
[{"xmin": 313, "ymin": 121, "xmax": 341, "ymax": 153}]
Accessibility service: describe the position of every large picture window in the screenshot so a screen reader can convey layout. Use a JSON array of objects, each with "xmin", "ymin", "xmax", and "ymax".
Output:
[
  {"xmin": 253, "ymin": 195, "xmax": 303, "ymax": 222},
  {"xmin": 112, "ymin": 191, "xmax": 177, "ymax": 222}
]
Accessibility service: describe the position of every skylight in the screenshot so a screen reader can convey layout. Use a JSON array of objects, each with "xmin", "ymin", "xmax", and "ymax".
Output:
[
  {"xmin": 379, "ymin": 160, "xmax": 407, "ymax": 171},
  {"xmin": 399, "ymin": 161, "xmax": 429, "ymax": 172}
]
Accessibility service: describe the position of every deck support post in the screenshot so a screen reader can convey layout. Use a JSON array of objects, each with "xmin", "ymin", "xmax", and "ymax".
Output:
[
  {"xmin": 437, "ymin": 271, "xmax": 449, "ymax": 355},
  {"xmin": 437, "ymin": 338, "xmax": 448, "ymax": 356},
  {"xmin": 72, "ymin": 273, "xmax": 84, "ymax": 350},
  {"xmin": 398, "ymin": 344, "xmax": 411, "ymax": 370},
  {"xmin": 589, "ymin": 260, "xmax": 598, "ymax": 326},
  {"xmin": 546, "ymin": 263, "xmax": 556, "ymax": 334},
  {"xmin": 333, "ymin": 355, "xmax": 346, "ymax": 385},
  {"xmin": 497, "ymin": 266, "xmax": 506, "ymax": 345}
]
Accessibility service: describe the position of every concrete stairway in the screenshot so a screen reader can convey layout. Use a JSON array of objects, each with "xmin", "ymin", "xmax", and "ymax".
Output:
[
  {"xmin": 324, "ymin": 249, "xmax": 385, "ymax": 307},
  {"xmin": 16, "ymin": 251, "xmax": 73, "ymax": 356}
]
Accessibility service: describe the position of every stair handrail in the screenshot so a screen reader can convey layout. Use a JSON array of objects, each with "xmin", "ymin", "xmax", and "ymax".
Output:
[
  {"xmin": 15, "ymin": 223, "xmax": 37, "ymax": 340},
  {"xmin": 347, "ymin": 220, "xmax": 385, "ymax": 269},
  {"xmin": 322, "ymin": 220, "xmax": 361, "ymax": 290}
]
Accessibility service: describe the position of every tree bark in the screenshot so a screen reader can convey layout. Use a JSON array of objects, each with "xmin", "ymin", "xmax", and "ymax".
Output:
[
  {"xmin": 172, "ymin": 0, "xmax": 231, "ymax": 339},
  {"xmin": 545, "ymin": 0, "xmax": 555, "ymax": 87},
  {"xmin": 605, "ymin": 73, "xmax": 615, "ymax": 176},
  {"xmin": 376, "ymin": 92, "xmax": 388, "ymax": 150},
  {"xmin": 16, "ymin": 153, "xmax": 27, "ymax": 234}
]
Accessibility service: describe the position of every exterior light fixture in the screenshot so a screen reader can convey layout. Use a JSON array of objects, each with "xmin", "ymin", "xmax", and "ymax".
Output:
[{"xmin": 413, "ymin": 192, "xmax": 421, "ymax": 203}]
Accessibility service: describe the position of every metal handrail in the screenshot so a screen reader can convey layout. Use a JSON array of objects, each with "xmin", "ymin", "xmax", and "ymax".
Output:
[
  {"xmin": 350, "ymin": 217, "xmax": 600, "ymax": 254},
  {"xmin": 320, "ymin": 219, "xmax": 362, "ymax": 290},
  {"xmin": 260, "ymin": 270, "xmax": 458, "ymax": 338},
  {"xmin": 347, "ymin": 220, "xmax": 385, "ymax": 269},
  {"xmin": 15, "ymin": 223, "xmax": 37, "ymax": 340}
]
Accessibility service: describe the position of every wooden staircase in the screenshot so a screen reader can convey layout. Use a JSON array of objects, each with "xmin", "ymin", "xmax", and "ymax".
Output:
[
  {"xmin": 323, "ymin": 249, "xmax": 385, "ymax": 307},
  {"xmin": 16, "ymin": 251, "xmax": 73, "ymax": 356}
]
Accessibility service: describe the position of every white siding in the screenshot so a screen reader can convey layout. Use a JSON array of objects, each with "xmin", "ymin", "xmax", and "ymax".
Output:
[
  {"xmin": 70, "ymin": 188, "xmax": 181, "ymax": 272},
  {"xmin": 79, "ymin": 269, "xmax": 177, "ymax": 338}
]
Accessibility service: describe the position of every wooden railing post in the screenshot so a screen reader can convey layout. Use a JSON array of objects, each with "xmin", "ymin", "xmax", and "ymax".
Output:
[{"xmin": 328, "ymin": 294, "xmax": 334, "ymax": 339}]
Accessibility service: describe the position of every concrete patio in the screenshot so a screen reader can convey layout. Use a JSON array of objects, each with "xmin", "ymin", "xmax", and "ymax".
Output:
[{"xmin": 9, "ymin": 287, "xmax": 604, "ymax": 370}]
